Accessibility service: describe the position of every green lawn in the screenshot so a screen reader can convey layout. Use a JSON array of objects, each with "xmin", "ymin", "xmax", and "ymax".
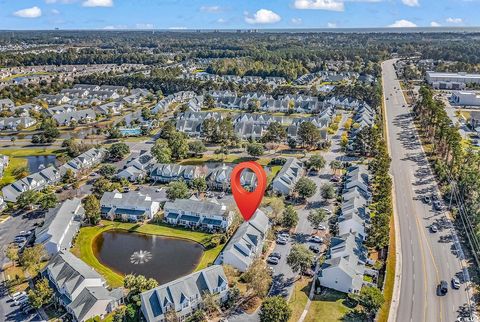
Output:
[
  {"xmin": 288, "ymin": 279, "xmax": 353, "ymax": 322},
  {"xmin": 289, "ymin": 278, "xmax": 311, "ymax": 322},
  {"xmin": 70, "ymin": 220, "xmax": 225, "ymax": 288},
  {"xmin": 0, "ymin": 156, "xmax": 28, "ymax": 187},
  {"xmin": 304, "ymin": 290, "xmax": 353, "ymax": 322},
  {"xmin": 180, "ymin": 154, "xmax": 271, "ymax": 166}
]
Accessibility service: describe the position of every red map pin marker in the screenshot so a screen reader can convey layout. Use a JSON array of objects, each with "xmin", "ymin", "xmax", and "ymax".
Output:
[{"xmin": 230, "ymin": 161, "xmax": 267, "ymax": 222}]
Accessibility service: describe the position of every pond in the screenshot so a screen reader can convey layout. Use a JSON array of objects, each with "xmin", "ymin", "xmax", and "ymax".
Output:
[
  {"xmin": 92, "ymin": 229, "xmax": 204, "ymax": 284},
  {"xmin": 26, "ymin": 155, "xmax": 57, "ymax": 172}
]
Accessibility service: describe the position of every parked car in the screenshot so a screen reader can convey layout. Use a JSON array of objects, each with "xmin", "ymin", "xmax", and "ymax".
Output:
[
  {"xmin": 14, "ymin": 296, "xmax": 28, "ymax": 306},
  {"xmin": 430, "ymin": 224, "xmax": 439, "ymax": 233},
  {"xmin": 267, "ymin": 257, "xmax": 279, "ymax": 265},
  {"xmin": 317, "ymin": 224, "xmax": 327, "ymax": 231},
  {"xmin": 309, "ymin": 245, "xmax": 321, "ymax": 253},
  {"xmin": 423, "ymin": 196, "xmax": 432, "ymax": 204},
  {"xmin": 276, "ymin": 237, "xmax": 287, "ymax": 245},
  {"xmin": 451, "ymin": 277, "xmax": 461, "ymax": 289},
  {"xmin": 309, "ymin": 235, "xmax": 324, "ymax": 243},
  {"xmin": 270, "ymin": 252, "xmax": 281, "ymax": 259},
  {"xmin": 437, "ymin": 280, "xmax": 448, "ymax": 296},
  {"xmin": 433, "ymin": 200, "xmax": 444, "ymax": 211},
  {"xmin": 330, "ymin": 175, "xmax": 341, "ymax": 182},
  {"xmin": 11, "ymin": 291, "xmax": 26, "ymax": 300}
]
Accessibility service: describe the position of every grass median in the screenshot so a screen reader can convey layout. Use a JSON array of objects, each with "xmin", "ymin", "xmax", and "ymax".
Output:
[{"xmin": 70, "ymin": 220, "xmax": 225, "ymax": 288}]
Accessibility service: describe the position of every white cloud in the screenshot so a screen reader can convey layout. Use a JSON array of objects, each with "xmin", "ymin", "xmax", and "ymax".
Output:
[
  {"xmin": 217, "ymin": 18, "xmax": 227, "ymax": 23},
  {"xmin": 82, "ymin": 0, "xmax": 113, "ymax": 7},
  {"xmin": 388, "ymin": 19, "xmax": 417, "ymax": 27},
  {"xmin": 168, "ymin": 26, "xmax": 187, "ymax": 30},
  {"xmin": 14, "ymin": 6, "xmax": 42, "ymax": 18},
  {"xmin": 245, "ymin": 9, "xmax": 281, "ymax": 24},
  {"xmin": 293, "ymin": 0, "xmax": 345, "ymax": 11},
  {"xmin": 200, "ymin": 6, "xmax": 222, "ymax": 13},
  {"xmin": 430, "ymin": 21, "xmax": 441, "ymax": 27},
  {"xmin": 103, "ymin": 25, "xmax": 127, "ymax": 29},
  {"xmin": 291, "ymin": 17, "xmax": 303, "ymax": 25},
  {"xmin": 327, "ymin": 22, "xmax": 337, "ymax": 28},
  {"xmin": 446, "ymin": 17, "xmax": 463, "ymax": 23},
  {"xmin": 401, "ymin": 0, "xmax": 419, "ymax": 7},
  {"xmin": 51, "ymin": 9, "xmax": 60, "ymax": 14},
  {"xmin": 136, "ymin": 23, "xmax": 154, "ymax": 29}
]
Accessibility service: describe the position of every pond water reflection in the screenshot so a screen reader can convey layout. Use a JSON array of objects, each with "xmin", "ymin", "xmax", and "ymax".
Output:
[{"xmin": 93, "ymin": 229, "xmax": 204, "ymax": 284}]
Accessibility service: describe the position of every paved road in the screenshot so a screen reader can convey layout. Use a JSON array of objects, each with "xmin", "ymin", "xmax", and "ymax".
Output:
[{"xmin": 382, "ymin": 59, "xmax": 473, "ymax": 322}]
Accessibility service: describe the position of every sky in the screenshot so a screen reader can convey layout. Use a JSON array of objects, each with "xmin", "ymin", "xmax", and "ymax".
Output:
[{"xmin": 0, "ymin": 0, "xmax": 478, "ymax": 30}]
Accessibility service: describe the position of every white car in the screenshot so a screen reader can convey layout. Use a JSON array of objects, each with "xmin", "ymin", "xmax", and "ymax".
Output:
[
  {"xmin": 276, "ymin": 237, "xmax": 287, "ymax": 245},
  {"xmin": 11, "ymin": 291, "xmax": 26, "ymax": 300},
  {"xmin": 278, "ymin": 232, "xmax": 289, "ymax": 239},
  {"xmin": 317, "ymin": 224, "xmax": 327, "ymax": 230},
  {"xmin": 309, "ymin": 236, "xmax": 324, "ymax": 243}
]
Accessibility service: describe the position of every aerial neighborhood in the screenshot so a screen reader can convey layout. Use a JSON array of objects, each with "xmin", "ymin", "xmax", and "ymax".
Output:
[{"xmin": 0, "ymin": 27, "xmax": 478, "ymax": 322}]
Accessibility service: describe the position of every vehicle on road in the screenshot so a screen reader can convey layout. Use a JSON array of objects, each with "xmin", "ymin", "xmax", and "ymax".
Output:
[
  {"xmin": 276, "ymin": 237, "xmax": 287, "ymax": 245},
  {"xmin": 437, "ymin": 280, "xmax": 448, "ymax": 296},
  {"xmin": 270, "ymin": 252, "xmax": 281, "ymax": 259},
  {"xmin": 451, "ymin": 277, "xmax": 461, "ymax": 289},
  {"xmin": 309, "ymin": 235, "xmax": 323, "ymax": 243},
  {"xmin": 430, "ymin": 224, "xmax": 439, "ymax": 233},
  {"xmin": 309, "ymin": 245, "xmax": 321, "ymax": 253},
  {"xmin": 267, "ymin": 257, "xmax": 279, "ymax": 265}
]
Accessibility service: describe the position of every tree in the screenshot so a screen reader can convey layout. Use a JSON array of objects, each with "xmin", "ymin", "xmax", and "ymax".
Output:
[
  {"xmin": 357, "ymin": 286, "xmax": 385, "ymax": 317},
  {"xmin": 6, "ymin": 244, "xmax": 19, "ymax": 267},
  {"xmin": 83, "ymin": 195, "xmax": 101, "ymax": 225},
  {"xmin": 152, "ymin": 139, "xmax": 172, "ymax": 163},
  {"xmin": 99, "ymin": 164, "xmax": 118, "ymax": 177},
  {"xmin": 246, "ymin": 142, "xmax": 265, "ymax": 157},
  {"xmin": 294, "ymin": 177, "xmax": 317, "ymax": 200},
  {"xmin": 261, "ymin": 122, "xmax": 287, "ymax": 146},
  {"xmin": 268, "ymin": 197, "xmax": 285, "ymax": 225},
  {"xmin": 202, "ymin": 292, "xmax": 220, "ymax": 317},
  {"xmin": 307, "ymin": 208, "xmax": 328, "ymax": 232},
  {"xmin": 124, "ymin": 274, "xmax": 158, "ymax": 294},
  {"xmin": 12, "ymin": 166, "xmax": 29, "ymax": 180},
  {"xmin": 141, "ymin": 107, "xmax": 152, "ymax": 120},
  {"xmin": 164, "ymin": 308, "xmax": 180, "ymax": 322},
  {"xmin": 21, "ymin": 244, "xmax": 46, "ymax": 274},
  {"xmin": 108, "ymin": 143, "xmax": 130, "ymax": 161},
  {"xmin": 286, "ymin": 244, "xmax": 314, "ymax": 275},
  {"xmin": 62, "ymin": 168, "xmax": 76, "ymax": 184},
  {"xmin": 92, "ymin": 177, "xmax": 122, "ymax": 197},
  {"xmin": 28, "ymin": 278, "xmax": 53, "ymax": 308},
  {"xmin": 192, "ymin": 177, "xmax": 207, "ymax": 195},
  {"xmin": 17, "ymin": 190, "xmax": 41, "ymax": 209},
  {"xmin": 329, "ymin": 160, "xmax": 342, "ymax": 175},
  {"xmin": 259, "ymin": 296, "xmax": 291, "ymax": 322},
  {"xmin": 242, "ymin": 258, "xmax": 272, "ymax": 298},
  {"xmin": 39, "ymin": 192, "xmax": 57, "ymax": 210},
  {"xmin": 185, "ymin": 309, "xmax": 206, "ymax": 322},
  {"xmin": 282, "ymin": 205, "xmax": 298, "ymax": 229},
  {"xmin": 320, "ymin": 183, "xmax": 336, "ymax": 200},
  {"xmin": 169, "ymin": 131, "xmax": 189, "ymax": 160},
  {"xmin": 166, "ymin": 181, "xmax": 190, "ymax": 200},
  {"xmin": 307, "ymin": 154, "xmax": 326, "ymax": 172},
  {"xmin": 204, "ymin": 94, "xmax": 215, "ymax": 110},
  {"xmin": 188, "ymin": 140, "xmax": 206, "ymax": 157},
  {"xmin": 297, "ymin": 122, "xmax": 321, "ymax": 148}
]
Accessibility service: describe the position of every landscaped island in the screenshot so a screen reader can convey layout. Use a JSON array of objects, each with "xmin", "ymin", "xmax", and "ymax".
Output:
[{"xmin": 71, "ymin": 220, "xmax": 225, "ymax": 288}]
